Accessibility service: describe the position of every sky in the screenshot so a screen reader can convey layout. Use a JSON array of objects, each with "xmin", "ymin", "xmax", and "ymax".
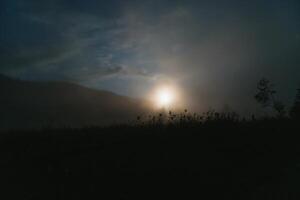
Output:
[{"xmin": 1, "ymin": 0, "xmax": 300, "ymax": 114}]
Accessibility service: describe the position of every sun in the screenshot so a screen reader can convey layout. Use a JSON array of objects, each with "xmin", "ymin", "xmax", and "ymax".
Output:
[
  {"xmin": 155, "ymin": 87, "xmax": 175, "ymax": 108},
  {"xmin": 149, "ymin": 83, "xmax": 182, "ymax": 110}
]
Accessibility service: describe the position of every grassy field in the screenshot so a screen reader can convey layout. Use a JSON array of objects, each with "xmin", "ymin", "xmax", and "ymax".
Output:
[{"xmin": 1, "ymin": 113, "xmax": 300, "ymax": 200}]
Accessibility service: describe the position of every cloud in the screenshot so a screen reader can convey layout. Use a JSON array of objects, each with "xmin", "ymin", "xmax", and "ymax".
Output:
[
  {"xmin": 1, "ymin": 0, "xmax": 299, "ymax": 113},
  {"xmin": 63, "ymin": 64, "xmax": 155, "ymax": 82},
  {"xmin": 0, "ymin": 0, "xmax": 165, "ymax": 81},
  {"xmin": 103, "ymin": 1, "xmax": 300, "ymax": 112},
  {"xmin": 0, "ymin": 43, "xmax": 80, "ymax": 71}
]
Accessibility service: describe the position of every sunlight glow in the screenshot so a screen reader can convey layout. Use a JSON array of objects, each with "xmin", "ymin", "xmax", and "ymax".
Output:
[{"xmin": 155, "ymin": 87, "xmax": 175, "ymax": 108}]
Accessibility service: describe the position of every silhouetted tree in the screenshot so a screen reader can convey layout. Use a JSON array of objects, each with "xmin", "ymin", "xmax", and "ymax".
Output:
[
  {"xmin": 273, "ymin": 101, "xmax": 286, "ymax": 118},
  {"xmin": 255, "ymin": 78, "xmax": 276, "ymax": 107},
  {"xmin": 254, "ymin": 78, "xmax": 286, "ymax": 117},
  {"xmin": 290, "ymin": 88, "xmax": 300, "ymax": 120}
]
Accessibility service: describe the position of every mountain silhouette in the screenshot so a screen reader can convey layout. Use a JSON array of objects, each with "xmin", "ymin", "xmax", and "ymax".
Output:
[
  {"xmin": 0, "ymin": 74, "xmax": 14, "ymax": 82},
  {"xmin": 0, "ymin": 74, "xmax": 149, "ymax": 130}
]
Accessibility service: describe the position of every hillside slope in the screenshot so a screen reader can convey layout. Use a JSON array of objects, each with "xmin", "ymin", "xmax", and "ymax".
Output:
[{"xmin": 0, "ymin": 74, "xmax": 148, "ymax": 130}]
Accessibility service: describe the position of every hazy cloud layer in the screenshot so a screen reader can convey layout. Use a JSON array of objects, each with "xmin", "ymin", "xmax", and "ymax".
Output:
[{"xmin": 1, "ymin": 0, "xmax": 299, "ymax": 113}]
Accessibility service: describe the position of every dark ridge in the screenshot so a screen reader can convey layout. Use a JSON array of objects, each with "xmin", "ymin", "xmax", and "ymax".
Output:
[
  {"xmin": 0, "ymin": 73, "xmax": 14, "ymax": 81},
  {"xmin": 0, "ymin": 74, "xmax": 150, "ymax": 130}
]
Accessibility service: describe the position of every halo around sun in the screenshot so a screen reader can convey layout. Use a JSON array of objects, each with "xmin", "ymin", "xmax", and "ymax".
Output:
[{"xmin": 152, "ymin": 85, "xmax": 178, "ymax": 109}]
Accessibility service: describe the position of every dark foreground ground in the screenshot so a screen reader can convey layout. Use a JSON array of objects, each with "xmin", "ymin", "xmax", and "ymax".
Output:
[{"xmin": 1, "ymin": 119, "xmax": 300, "ymax": 200}]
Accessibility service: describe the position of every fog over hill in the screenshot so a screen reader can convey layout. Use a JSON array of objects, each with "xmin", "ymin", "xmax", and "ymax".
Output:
[{"xmin": 0, "ymin": 74, "xmax": 149, "ymax": 130}]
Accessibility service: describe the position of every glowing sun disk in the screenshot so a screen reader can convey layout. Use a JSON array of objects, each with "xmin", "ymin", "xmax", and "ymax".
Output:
[{"xmin": 156, "ymin": 88, "xmax": 174, "ymax": 108}]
